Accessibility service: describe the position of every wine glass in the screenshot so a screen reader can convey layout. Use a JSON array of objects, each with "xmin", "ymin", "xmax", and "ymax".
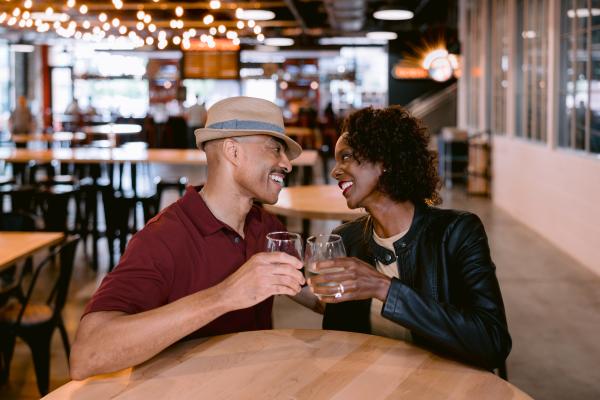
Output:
[
  {"xmin": 305, "ymin": 234, "xmax": 346, "ymax": 298},
  {"xmin": 265, "ymin": 231, "xmax": 303, "ymax": 261}
]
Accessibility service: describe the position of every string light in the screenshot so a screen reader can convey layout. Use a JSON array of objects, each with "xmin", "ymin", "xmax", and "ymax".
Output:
[
  {"xmin": 67, "ymin": 0, "xmax": 76, "ymax": 8},
  {"xmin": 217, "ymin": 24, "xmax": 226, "ymax": 34},
  {"xmin": 143, "ymin": 14, "xmax": 151, "ymax": 24},
  {"xmin": 136, "ymin": 10, "xmax": 145, "ymax": 20},
  {"xmin": 145, "ymin": 36, "xmax": 154, "ymax": 45},
  {"xmin": 209, "ymin": 1, "xmax": 221, "ymax": 9},
  {"xmin": 99, "ymin": 13, "xmax": 107, "ymax": 22},
  {"xmin": 175, "ymin": 6, "xmax": 183, "ymax": 17},
  {"xmin": 237, "ymin": 20, "xmax": 244, "ymax": 29},
  {"xmin": 203, "ymin": 14, "xmax": 214, "ymax": 25},
  {"xmin": 209, "ymin": 27, "xmax": 217, "ymax": 35},
  {"xmin": 12, "ymin": 8, "xmax": 21, "ymax": 17},
  {"xmin": 24, "ymin": 0, "xmax": 32, "ymax": 10},
  {"xmin": 22, "ymin": 11, "xmax": 30, "ymax": 20},
  {"xmin": 247, "ymin": 19, "xmax": 256, "ymax": 28},
  {"xmin": 102, "ymin": 22, "xmax": 110, "ymax": 31},
  {"xmin": 82, "ymin": 20, "xmax": 90, "ymax": 29},
  {"xmin": 253, "ymin": 25, "xmax": 261, "ymax": 34},
  {"xmin": 112, "ymin": 17, "xmax": 120, "ymax": 27},
  {"xmin": 172, "ymin": 35, "xmax": 181, "ymax": 45},
  {"xmin": 118, "ymin": 25, "xmax": 126, "ymax": 34},
  {"xmin": 79, "ymin": 4, "xmax": 87, "ymax": 14},
  {"xmin": 148, "ymin": 23, "xmax": 156, "ymax": 32},
  {"xmin": 136, "ymin": 21, "xmax": 144, "ymax": 31}
]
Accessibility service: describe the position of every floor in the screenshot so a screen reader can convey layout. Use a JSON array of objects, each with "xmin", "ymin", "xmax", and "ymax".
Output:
[{"xmin": 1, "ymin": 162, "xmax": 599, "ymax": 399}]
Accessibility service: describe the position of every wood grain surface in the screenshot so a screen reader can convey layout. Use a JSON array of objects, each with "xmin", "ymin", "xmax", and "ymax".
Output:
[
  {"xmin": 0, "ymin": 232, "xmax": 64, "ymax": 271},
  {"xmin": 0, "ymin": 148, "xmax": 318, "ymax": 167},
  {"xmin": 263, "ymin": 185, "xmax": 366, "ymax": 220},
  {"xmin": 43, "ymin": 329, "xmax": 531, "ymax": 400}
]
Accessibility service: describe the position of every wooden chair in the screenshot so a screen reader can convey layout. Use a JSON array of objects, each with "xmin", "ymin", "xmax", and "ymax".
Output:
[{"xmin": 0, "ymin": 236, "xmax": 79, "ymax": 396}]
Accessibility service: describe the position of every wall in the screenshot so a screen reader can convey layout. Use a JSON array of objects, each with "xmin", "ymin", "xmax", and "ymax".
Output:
[{"xmin": 492, "ymin": 135, "xmax": 600, "ymax": 274}]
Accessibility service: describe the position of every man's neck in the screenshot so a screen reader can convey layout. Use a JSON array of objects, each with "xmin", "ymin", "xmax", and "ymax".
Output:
[{"xmin": 199, "ymin": 181, "xmax": 253, "ymax": 238}]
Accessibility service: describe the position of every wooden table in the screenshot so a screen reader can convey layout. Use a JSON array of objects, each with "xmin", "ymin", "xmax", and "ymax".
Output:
[
  {"xmin": 43, "ymin": 329, "xmax": 531, "ymax": 399},
  {"xmin": 264, "ymin": 184, "xmax": 365, "ymax": 221},
  {"xmin": 10, "ymin": 132, "xmax": 88, "ymax": 145},
  {"xmin": 0, "ymin": 231, "xmax": 64, "ymax": 271},
  {"xmin": 0, "ymin": 148, "xmax": 318, "ymax": 167}
]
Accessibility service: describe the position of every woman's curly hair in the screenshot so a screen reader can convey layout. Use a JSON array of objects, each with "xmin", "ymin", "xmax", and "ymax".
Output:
[{"xmin": 341, "ymin": 105, "xmax": 441, "ymax": 205}]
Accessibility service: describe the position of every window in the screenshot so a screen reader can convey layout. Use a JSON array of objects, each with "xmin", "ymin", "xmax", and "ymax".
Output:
[
  {"xmin": 464, "ymin": 0, "xmax": 485, "ymax": 130},
  {"xmin": 491, "ymin": 0, "xmax": 510, "ymax": 134},
  {"xmin": 559, "ymin": 0, "xmax": 600, "ymax": 153},
  {"xmin": 516, "ymin": 0, "xmax": 548, "ymax": 142}
]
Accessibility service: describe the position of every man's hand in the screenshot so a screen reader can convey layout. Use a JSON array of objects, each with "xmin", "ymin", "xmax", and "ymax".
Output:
[
  {"xmin": 220, "ymin": 252, "xmax": 305, "ymax": 310},
  {"xmin": 308, "ymin": 257, "xmax": 391, "ymax": 303}
]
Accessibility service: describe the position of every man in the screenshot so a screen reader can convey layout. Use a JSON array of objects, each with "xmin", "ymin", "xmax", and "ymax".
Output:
[
  {"xmin": 8, "ymin": 95, "xmax": 35, "ymax": 134},
  {"xmin": 70, "ymin": 96, "xmax": 305, "ymax": 380},
  {"xmin": 186, "ymin": 95, "xmax": 207, "ymax": 148}
]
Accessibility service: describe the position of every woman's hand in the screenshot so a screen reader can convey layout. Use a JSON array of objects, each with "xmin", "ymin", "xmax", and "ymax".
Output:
[{"xmin": 308, "ymin": 257, "xmax": 392, "ymax": 303}]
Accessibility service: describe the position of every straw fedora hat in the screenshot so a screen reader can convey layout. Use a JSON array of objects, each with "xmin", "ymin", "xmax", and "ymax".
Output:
[{"xmin": 194, "ymin": 96, "xmax": 302, "ymax": 160}]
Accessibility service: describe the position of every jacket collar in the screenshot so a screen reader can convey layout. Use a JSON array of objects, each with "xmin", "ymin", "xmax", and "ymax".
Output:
[{"xmin": 368, "ymin": 201, "xmax": 428, "ymax": 264}]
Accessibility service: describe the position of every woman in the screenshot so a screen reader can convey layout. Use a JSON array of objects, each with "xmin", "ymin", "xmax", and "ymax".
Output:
[{"xmin": 309, "ymin": 106, "xmax": 511, "ymax": 370}]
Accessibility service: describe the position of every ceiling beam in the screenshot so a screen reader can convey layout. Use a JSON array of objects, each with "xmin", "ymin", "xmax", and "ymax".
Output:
[{"xmin": 282, "ymin": 0, "xmax": 307, "ymax": 33}]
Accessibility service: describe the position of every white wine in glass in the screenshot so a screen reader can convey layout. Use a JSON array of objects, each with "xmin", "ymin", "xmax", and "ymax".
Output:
[{"xmin": 305, "ymin": 234, "xmax": 346, "ymax": 298}]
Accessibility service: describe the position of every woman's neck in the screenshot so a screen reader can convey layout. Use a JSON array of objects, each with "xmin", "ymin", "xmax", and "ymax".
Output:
[{"xmin": 366, "ymin": 197, "xmax": 415, "ymax": 238}]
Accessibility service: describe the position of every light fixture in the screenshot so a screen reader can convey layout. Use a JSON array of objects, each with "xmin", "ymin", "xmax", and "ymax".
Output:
[
  {"xmin": 318, "ymin": 36, "xmax": 387, "ymax": 45},
  {"xmin": 236, "ymin": 9, "xmax": 275, "ymax": 21},
  {"xmin": 422, "ymin": 49, "xmax": 448, "ymax": 69},
  {"xmin": 175, "ymin": 6, "xmax": 184, "ymax": 17},
  {"xmin": 373, "ymin": 8, "xmax": 414, "ymax": 21},
  {"xmin": 203, "ymin": 14, "xmax": 214, "ymax": 25},
  {"xmin": 136, "ymin": 11, "xmax": 145, "ymax": 20},
  {"xmin": 237, "ymin": 20, "xmax": 245, "ymax": 29},
  {"xmin": 366, "ymin": 31, "xmax": 398, "ymax": 40},
  {"xmin": 24, "ymin": 0, "xmax": 32, "ymax": 10},
  {"xmin": 209, "ymin": 0, "xmax": 221, "ymax": 9},
  {"xmin": 218, "ymin": 24, "xmax": 226, "ymax": 33},
  {"xmin": 209, "ymin": 27, "xmax": 217, "ymax": 35},
  {"xmin": 10, "ymin": 44, "xmax": 35, "ymax": 52},
  {"xmin": 567, "ymin": 8, "xmax": 600, "ymax": 18},
  {"xmin": 79, "ymin": 4, "xmax": 88, "ymax": 14},
  {"xmin": 30, "ymin": 11, "xmax": 70, "ymax": 22},
  {"xmin": 67, "ymin": 0, "xmax": 76, "ymax": 8},
  {"xmin": 264, "ymin": 37, "xmax": 294, "ymax": 46},
  {"xmin": 148, "ymin": 23, "xmax": 156, "ymax": 32},
  {"xmin": 112, "ymin": 17, "xmax": 120, "ymax": 27},
  {"xmin": 98, "ymin": 12, "xmax": 107, "ymax": 22}
]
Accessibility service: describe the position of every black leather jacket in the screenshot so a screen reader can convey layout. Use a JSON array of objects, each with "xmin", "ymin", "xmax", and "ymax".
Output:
[{"xmin": 324, "ymin": 202, "xmax": 511, "ymax": 370}]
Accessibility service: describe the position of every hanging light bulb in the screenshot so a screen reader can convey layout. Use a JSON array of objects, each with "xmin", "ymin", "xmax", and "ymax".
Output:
[
  {"xmin": 158, "ymin": 40, "xmax": 167, "ymax": 49},
  {"xmin": 98, "ymin": 12, "xmax": 107, "ymax": 22},
  {"xmin": 112, "ymin": 17, "xmax": 119, "ymax": 27},
  {"xmin": 45, "ymin": 7, "xmax": 54, "ymax": 16},
  {"xmin": 22, "ymin": 11, "xmax": 30, "ymax": 19},
  {"xmin": 232, "ymin": 37, "xmax": 240, "ymax": 46},
  {"xmin": 53, "ymin": 20, "xmax": 61, "ymax": 29},
  {"xmin": 67, "ymin": 0, "xmax": 76, "ymax": 8},
  {"xmin": 24, "ymin": 0, "xmax": 32, "ymax": 10},
  {"xmin": 136, "ymin": 10, "xmax": 145, "ymax": 20},
  {"xmin": 146, "ymin": 36, "xmax": 154, "ymax": 45},
  {"xmin": 188, "ymin": 28, "xmax": 196, "ymax": 36},
  {"xmin": 25, "ymin": 18, "xmax": 33, "ymax": 27},
  {"xmin": 143, "ymin": 14, "xmax": 151, "ymax": 24},
  {"xmin": 236, "ymin": 20, "xmax": 244, "ymax": 29},
  {"xmin": 79, "ymin": 4, "xmax": 88, "ymax": 14},
  {"xmin": 203, "ymin": 14, "xmax": 214, "ymax": 25},
  {"xmin": 148, "ymin": 23, "xmax": 156, "ymax": 32},
  {"xmin": 176, "ymin": 20, "xmax": 184, "ymax": 29},
  {"xmin": 169, "ymin": 19, "xmax": 176, "ymax": 29},
  {"xmin": 118, "ymin": 25, "xmax": 126, "ymax": 34},
  {"xmin": 82, "ymin": 20, "xmax": 90, "ymax": 29},
  {"xmin": 102, "ymin": 22, "xmax": 110, "ymax": 31},
  {"xmin": 209, "ymin": 27, "xmax": 217, "ymax": 35},
  {"xmin": 136, "ymin": 21, "xmax": 144, "ymax": 31},
  {"xmin": 175, "ymin": 6, "xmax": 183, "ymax": 17},
  {"xmin": 253, "ymin": 25, "xmax": 261, "ymax": 34},
  {"xmin": 217, "ymin": 24, "xmax": 225, "ymax": 34},
  {"xmin": 257, "ymin": 33, "xmax": 264, "ymax": 42},
  {"xmin": 235, "ymin": 8, "xmax": 244, "ymax": 19},
  {"xmin": 172, "ymin": 35, "xmax": 181, "ymax": 45},
  {"xmin": 247, "ymin": 19, "xmax": 255, "ymax": 28},
  {"xmin": 209, "ymin": 1, "xmax": 221, "ymax": 9},
  {"xmin": 12, "ymin": 8, "xmax": 21, "ymax": 17}
]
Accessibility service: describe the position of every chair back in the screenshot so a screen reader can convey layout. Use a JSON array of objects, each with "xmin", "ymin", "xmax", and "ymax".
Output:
[
  {"xmin": 0, "ymin": 211, "xmax": 37, "ymax": 231},
  {"xmin": 13, "ymin": 236, "xmax": 79, "ymax": 325}
]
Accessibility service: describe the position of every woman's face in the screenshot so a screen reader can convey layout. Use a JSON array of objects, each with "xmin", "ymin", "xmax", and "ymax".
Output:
[{"xmin": 330, "ymin": 134, "xmax": 384, "ymax": 209}]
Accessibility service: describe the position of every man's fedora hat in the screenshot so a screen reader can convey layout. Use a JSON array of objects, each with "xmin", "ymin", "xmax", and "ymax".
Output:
[{"xmin": 194, "ymin": 96, "xmax": 302, "ymax": 160}]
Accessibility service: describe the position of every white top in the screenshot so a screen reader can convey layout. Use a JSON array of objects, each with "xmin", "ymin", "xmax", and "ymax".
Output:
[{"xmin": 370, "ymin": 228, "xmax": 412, "ymax": 342}]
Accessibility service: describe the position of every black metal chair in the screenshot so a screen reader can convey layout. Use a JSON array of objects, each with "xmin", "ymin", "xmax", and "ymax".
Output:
[{"xmin": 0, "ymin": 236, "xmax": 79, "ymax": 396}]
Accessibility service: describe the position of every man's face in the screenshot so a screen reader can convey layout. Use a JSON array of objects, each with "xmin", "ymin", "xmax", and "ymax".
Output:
[{"xmin": 234, "ymin": 135, "xmax": 292, "ymax": 204}]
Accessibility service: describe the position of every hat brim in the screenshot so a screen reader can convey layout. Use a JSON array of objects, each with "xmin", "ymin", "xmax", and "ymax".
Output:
[{"xmin": 194, "ymin": 128, "xmax": 303, "ymax": 160}]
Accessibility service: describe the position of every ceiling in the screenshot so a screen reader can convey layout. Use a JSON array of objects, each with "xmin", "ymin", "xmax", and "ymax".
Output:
[{"xmin": 0, "ymin": 0, "xmax": 457, "ymax": 49}]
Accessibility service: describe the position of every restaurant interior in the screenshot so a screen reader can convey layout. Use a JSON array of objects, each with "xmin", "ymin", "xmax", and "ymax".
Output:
[{"xmin": 0, "ymin": 0, "xmax": 599, "ymax": 399}]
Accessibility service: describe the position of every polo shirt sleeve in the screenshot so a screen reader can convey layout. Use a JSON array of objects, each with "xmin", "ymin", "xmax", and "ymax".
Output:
[{"xmin": 83, "ymin": 229, "xmax": 174, "ymax": 317}]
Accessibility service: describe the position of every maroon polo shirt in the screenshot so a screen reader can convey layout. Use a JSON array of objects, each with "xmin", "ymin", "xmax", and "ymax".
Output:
[{"xmin": 84, "ymin": 186, "xmax": 285, "ymax": 339}]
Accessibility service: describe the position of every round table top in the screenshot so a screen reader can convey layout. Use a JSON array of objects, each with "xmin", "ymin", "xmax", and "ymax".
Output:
[
  {"xmin": 263, "ymin": 184, "xmax": 366, "ymax": 221},
  {"xmin": 44, "ymin": 329, "xmax": 531, "ymax": 400}
]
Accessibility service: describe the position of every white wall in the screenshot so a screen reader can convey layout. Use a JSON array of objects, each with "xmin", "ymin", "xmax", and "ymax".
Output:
[{"xmin": 492, "ymin": 135, "xmax": 600, "ymax": 275}]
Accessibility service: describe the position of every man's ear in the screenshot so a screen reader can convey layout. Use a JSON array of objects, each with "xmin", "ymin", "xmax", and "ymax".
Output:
[{"xmin": 222, "ymin": 138, "xmax": 241, "ymax": 166}]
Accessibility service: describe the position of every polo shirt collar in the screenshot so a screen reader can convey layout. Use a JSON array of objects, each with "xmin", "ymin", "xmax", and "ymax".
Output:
[{"xmin": 180, "ymin": 186, "xmax": 263, "ymax": 237}]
